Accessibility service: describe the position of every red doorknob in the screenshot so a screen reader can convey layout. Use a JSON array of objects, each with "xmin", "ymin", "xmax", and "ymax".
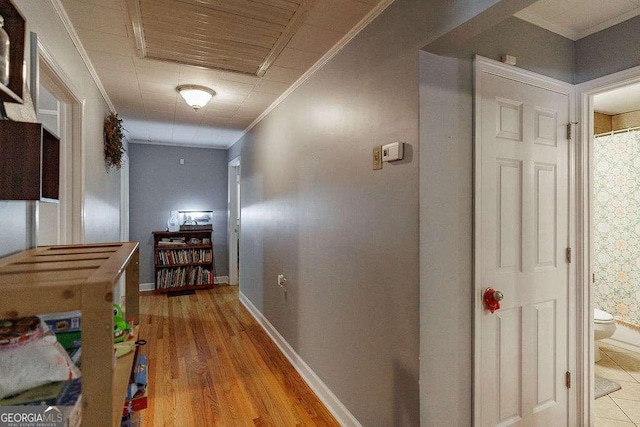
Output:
[{"xmin": 483, "ymin": 288, "xmax": 503, "ymax": 313}]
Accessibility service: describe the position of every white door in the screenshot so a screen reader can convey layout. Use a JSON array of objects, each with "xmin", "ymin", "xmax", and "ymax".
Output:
[
  {"xmin": 475, "ymin": 59, "xmax": 571, "ymax": 426},
  {"xmin": 228, "ymin": 157, "xmax": 241, "ymax": 285}
]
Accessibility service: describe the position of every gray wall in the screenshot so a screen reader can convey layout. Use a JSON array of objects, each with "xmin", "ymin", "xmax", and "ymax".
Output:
[
  {"xmin": 227, "ymin": 4, "xmax": 640, "ymax": 426},
  {"xmin": 0, "ymin": 202, "xmax": 32, "ymax": 256},
  {"xmin": 430, "ymin": 12, "xmax": 640, "ymax": 86},
  {"xmin": 227, "ymin": 140, "xmax": 242, "ymax": 162},
  {"xmin": 0, "ymin": 1, "xmax": 117, "ymax": 258},
  {"xmin": 233, "ymin": 0, "xmax": 532, "ymax": 425},
  {"xmin": 128, "ymin": 144, "xmax": 229, "ymax": 284},
  {"xmin": 575, "ymin": 14, "xmax": 640, "ymax": 84},
  {"xmin": 416, "ymin": 14, "xmax": 577, "ymax": 427},
  {"xmin": 429, "ymin": 16, "xmax": 575, "ymax": 83},
  {"xmin": 419, "ymin": 51, "xmax": 474, "ymax": 426},
  {"xmin": 236, "ymin": 2, "xmax": 424, "ymax": 425}
]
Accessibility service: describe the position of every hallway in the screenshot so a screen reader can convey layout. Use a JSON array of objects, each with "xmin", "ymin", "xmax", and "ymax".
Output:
[{"xmin": 138, "ymin": 286, "xmax": 338, "ymax": 426}]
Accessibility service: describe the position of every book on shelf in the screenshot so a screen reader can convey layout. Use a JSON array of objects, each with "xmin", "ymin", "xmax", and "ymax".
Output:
[
  {"xmin": 156, "ymin": 248, "xmax": 212, "ymax": 265},
  {"xmin": 157, "ymin": 241, "xmax": 186, "ymax": 246},
  {"xmin": 156, "ymin": 266, "xmax": 213, "ymax": 288}
]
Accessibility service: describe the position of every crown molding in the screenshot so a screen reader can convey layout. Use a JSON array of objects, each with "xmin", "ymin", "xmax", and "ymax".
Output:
[
  {"xmin": 516, "ymin": 7, "xmax": 640, "ymax": 42},
  {"xmin": 49, "ymin": 0, "xmax": 116, "ymax": 112},
  {"xmin": 576, "ymin": 7, "xmax": 640, "ymax": 40},
  {"xmin": 130, "ymin": 139, "xmax": 228, "ymax": 150},
  {"xmin": 230, "ymin": 0, "xmax": 396, "ymax": 147},
  {"xmin": 514, "ymin": 10, "xmax": 579, "ymax": 40}
]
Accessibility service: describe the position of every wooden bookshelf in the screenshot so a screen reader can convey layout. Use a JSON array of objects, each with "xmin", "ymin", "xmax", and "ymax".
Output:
[
  {"xmin": 0, "ymin": 242, "xmax": 140, "ymax": 427},
  {"xmin": 153, "ymin": 230, "xmax": 215, "ymax": 294}
]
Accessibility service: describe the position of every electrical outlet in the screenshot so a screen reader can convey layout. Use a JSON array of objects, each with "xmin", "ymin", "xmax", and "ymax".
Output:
[{"xmin": 277, "ymin": 274, "xmax": 286, "ymax": 288}]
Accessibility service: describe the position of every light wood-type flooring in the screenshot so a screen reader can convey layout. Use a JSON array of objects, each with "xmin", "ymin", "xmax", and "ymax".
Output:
[{"xmin": 137, "ymin": 285, "xmax": 338, "ymax": 426}]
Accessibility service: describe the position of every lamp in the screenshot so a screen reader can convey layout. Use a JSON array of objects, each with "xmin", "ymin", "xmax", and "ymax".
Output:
[{"xmin": 176, "ymin": 84, "xmax": 216, "ymax": 111}]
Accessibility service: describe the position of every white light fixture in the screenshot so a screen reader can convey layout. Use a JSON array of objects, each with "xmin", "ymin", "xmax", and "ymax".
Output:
[{"xmin": 176, "ymin": 84, "xmax": 216, "ymax": 111}]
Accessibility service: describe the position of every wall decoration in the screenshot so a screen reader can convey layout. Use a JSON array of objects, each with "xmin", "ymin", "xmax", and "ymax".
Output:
[
  {"xmin": 104, "ymin": 112, "xmax": 125, "ymax": 169},
  {"xmin": 593, "ymin": 130, "xmax": 640, "ymax": 327}
]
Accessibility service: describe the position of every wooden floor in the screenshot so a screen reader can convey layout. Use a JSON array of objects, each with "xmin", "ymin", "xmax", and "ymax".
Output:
[{"xmin": 137, "ymin": 285, "xmax": 338, "ymax": 426}]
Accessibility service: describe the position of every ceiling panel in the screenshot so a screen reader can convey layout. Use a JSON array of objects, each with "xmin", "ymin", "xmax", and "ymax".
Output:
[
  {"xmin": 132, "ymin": 0, "xmax": 316, "ymax": 76},
  {"xmin": 305, "ymin": 0, "xmax": 374, "ymax": 32},
  {"xmin": 136, "ymin": 68, "xmax": 180, "ymax": 85},
  {"xmin": 272, "ymin": 47, "xmax": 322, "ymax": 70},
  {"xmin": 261, "ymin": 65, "xmax": 304, "ymax": 83},
  {"xmin": 89, "ymin": 51, "xmax": 136, "ymax": 73},
  {"xmin": 138, "ymin": 80, "xmax": 176, "ymax": 95},
  {"xmin": 145, "ymin": 110, "xmax": 176, "ymax": 122},
  {"xmin": 287, "ymin": 24, "xmax": 344, "ymax": 53},
  {"xmin": 253, "ymin": 79, "xmax": 291, "ymax": 94},
  {"xmin": 62, "ymin": 0, "xmax": 128, "ymax": 36},
  {"xmin": 212, "ymin": 92, "xmax": 249, "ymax": 105},
  {"xmin": 76, "ymin": 28, "xmax": 134, "ymax": 56},
  {"xmin": 74, "ymin": 0, "xmax": 123, "ymax": 10},
  {"xmin": 63, "ymin": 0, "xmax": 386, "ymax": 148},
  {"xmin": 215, "ymin": 80, "xmax": 256, "ymax": 96}
]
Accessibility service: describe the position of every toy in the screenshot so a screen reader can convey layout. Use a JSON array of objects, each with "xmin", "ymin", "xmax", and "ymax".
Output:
[{"xmin": 113, "ymin": 304, "xmax": 128, "ymax": 343}]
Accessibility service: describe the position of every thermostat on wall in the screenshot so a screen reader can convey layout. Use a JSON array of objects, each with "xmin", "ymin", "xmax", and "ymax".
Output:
[{"xmin": 382, "ymin": 142, "xmax": 404, "ymax": 162}]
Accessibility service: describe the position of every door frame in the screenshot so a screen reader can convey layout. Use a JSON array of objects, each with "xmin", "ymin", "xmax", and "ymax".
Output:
[
  {"xmin": 38, "ymin": 40, "xmax": 86, "ymax": 244},
  {"xmin": 120, "ymin": 152, "xmax": 130, "ymax": 243},
  {"xmin": 228, "ymin": 156, "xmax": 241, "ymax": 286},
  {"xmin": 473, "ymin": 56, "xmax": 578, "ymax": 426},
  {"xmin": 574, "ymin": 63, "xmax": 640, "ymax": 427}
]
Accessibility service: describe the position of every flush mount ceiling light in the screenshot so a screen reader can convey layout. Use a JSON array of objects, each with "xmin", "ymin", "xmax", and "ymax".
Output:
[{"xmin": 176, "ymin": 85, "xmax": 216, "ymax": 111}]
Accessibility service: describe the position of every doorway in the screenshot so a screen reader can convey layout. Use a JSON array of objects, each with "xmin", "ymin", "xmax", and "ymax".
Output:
[
  {"xmin": 577, "ymin": 65, "xmax": 640, "ymax": 425},
  {"xmin": 37, "ymin": 43, "xmax": 85, "ymax": 245},
  {"xmin": 228, "ymin": 156, "xmax": 241, "ymax": 286},
  {"xmin": 35, "ymin": 83, "xmax": 63, "ymax": 245},
  {"xmin": 473, "ymin": 56, "xmax": 575, "ymax": 425}
]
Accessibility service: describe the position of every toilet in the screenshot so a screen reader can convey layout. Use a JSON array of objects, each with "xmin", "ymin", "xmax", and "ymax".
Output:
[{"xmin": 594, "ymin": 308, "xmax": 617, "ymax": 362}]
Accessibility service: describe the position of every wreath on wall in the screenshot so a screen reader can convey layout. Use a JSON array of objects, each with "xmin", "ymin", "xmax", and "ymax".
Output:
[{"xmin": 104, "ymin": 112, "xmax": 125, "ymax": 169}]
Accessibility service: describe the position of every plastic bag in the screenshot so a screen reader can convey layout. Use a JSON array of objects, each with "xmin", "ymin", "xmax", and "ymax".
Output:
[{"xmin": 0, "ymin": 316, "xmax": 81, "ymax": 399}]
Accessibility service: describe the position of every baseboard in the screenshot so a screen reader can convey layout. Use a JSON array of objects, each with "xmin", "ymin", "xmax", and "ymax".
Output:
[
  {"xmin": 140, "ymin": 277, "xmax": 228, "ymax": 292},
  {"xmin": 603, "ymin": 322, "xmax": 640, "ymax": 353},
  {"xmin": 139, "ymin": 282, "xmax": 155, "ymax": 292},
  {"xmin": 215, "ymin": 275, "xmax": 229, "ymax": 284},
  {"xmin": 239, "ymin": 292, "xmax": 360, "ymax": 427}
]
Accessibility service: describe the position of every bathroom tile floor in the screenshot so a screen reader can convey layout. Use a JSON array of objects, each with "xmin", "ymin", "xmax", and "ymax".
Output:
[{"xmin": 595, "ymin": 342, "xmax": 640, "ymax": 426}]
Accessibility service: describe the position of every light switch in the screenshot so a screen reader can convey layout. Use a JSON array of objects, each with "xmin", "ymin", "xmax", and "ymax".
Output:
[
  {"xmin": 373, "ymin": 146, "xmax": 382, "ymax": 170},
  {"xmin": 179, "ymin": 158, "xmax": 185, "ymax": 165}
]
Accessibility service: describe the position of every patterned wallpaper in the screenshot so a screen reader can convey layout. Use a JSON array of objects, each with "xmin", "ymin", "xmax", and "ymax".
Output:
[{"xmin": 594, "ymin": 131, "xmax": 640, "ymax": 327}]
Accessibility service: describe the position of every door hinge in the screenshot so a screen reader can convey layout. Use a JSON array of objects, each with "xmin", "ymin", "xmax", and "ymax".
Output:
[
  {"xmin": 566, "ymin": 122, "xmax": 578, "ymax": 140},
  {"xmin": 566, "ymin": 248, "xmax": 572, "ymax": 263},
  {"xmin": 565, "ymin": 371, "xmax": 571, "ymax": 389}
]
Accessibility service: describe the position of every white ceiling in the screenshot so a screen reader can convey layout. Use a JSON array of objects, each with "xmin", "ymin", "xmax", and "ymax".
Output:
[
  {"xmin": 594, "ymin": 83, "xmax": 640, "ymax": 115},
  {"xmin": 61, "ymin": 0, "xmax": 383, "ymax": 148},
  {"xmin": 517, "ymin": 0, "xmax": 640, "ymax": 115},
  {"xmin": 515, "ymin": 0, "xmax": 640, "ymax": 41}
]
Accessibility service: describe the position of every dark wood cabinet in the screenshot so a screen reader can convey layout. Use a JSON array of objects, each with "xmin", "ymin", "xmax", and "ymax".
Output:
[
  {"xmin": 153, "ymin": 230, "xmax": 216, "ymax": 294},
  {"xmin": 0, "ymin": 0, "xmax": 26, "ymax": 104},
  {"xmin": 0, "ymin": 120, "xmax": 60, "ymax": 201}
]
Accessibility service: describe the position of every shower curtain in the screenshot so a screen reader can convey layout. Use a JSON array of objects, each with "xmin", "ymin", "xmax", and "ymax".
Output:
[{"xmin": 594, "ymin": 130, "xmax": 640, "ymax": 328}]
